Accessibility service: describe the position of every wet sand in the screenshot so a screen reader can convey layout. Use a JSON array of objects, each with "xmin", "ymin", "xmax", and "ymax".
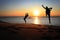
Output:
[{"xmin": 0, "ymin": 20, "xmax": 60, "ymax": 40}]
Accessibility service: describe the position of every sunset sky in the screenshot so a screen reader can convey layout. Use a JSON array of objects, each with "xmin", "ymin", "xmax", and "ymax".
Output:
[{"xmin": 0, "ymin": 0, "xmax": 60, "ymax": 16}]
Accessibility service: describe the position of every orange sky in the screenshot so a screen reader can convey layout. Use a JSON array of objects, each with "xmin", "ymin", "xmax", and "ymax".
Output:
[
  {"xmin": 0, "ymin": 8, "xmax": 60, "ymax": 16},
  {"xmin": 0, "ymin": 0, "xmax": 60, "ymax": 16}
]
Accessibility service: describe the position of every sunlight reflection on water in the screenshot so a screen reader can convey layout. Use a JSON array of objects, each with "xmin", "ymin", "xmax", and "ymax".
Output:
[{"xmin": 33, "ymin": 17, "xmax": 40, "ymax": 24}]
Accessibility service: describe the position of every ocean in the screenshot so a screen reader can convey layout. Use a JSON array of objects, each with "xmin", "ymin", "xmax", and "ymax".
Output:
[{"xmin": 0, "ymin": 16, "xmax": 60, "ymax": 26}]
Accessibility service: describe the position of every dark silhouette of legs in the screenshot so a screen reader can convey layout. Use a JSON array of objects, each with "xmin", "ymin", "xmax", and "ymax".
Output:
[
  {"xmin": 48, "ymin": 13, "xmax": 51, "ymax": 24},
  {"xmin": 24, "ymin": 17, "xmax": 26, "ymax": 23}
]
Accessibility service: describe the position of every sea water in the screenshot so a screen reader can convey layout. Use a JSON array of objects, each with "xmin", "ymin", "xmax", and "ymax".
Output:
[{"xmin": 0, "ymin": 16, "xmax": 60, "ymax": 26}]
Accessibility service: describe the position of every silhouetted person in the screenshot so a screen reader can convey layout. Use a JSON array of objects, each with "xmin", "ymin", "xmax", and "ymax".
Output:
[
  {"xmin": 42, "ymin": 5, "xmax": 52, "ymax": 23},
  {"xmin": 24, "ymin": 13, "xmax": 29, "ymax": 23}
]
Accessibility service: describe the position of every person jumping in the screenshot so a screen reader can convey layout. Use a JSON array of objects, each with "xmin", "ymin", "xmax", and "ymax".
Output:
[{"xmin": 42, "ymin": 5, "xmax": 52, "ymax": 23}]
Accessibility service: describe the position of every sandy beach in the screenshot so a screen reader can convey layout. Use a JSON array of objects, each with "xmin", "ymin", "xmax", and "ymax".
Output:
[{"xmin": 0, "ymin": 20, "xmax": 60, "ymax": 40}]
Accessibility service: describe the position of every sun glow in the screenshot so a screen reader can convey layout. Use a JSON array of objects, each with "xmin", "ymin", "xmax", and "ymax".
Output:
[{"xmin": 33, "ymin": 10, "xmax": 40, "ymax": 16}]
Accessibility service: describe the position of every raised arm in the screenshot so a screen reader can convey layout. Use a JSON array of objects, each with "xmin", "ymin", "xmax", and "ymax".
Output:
[
  {"xmin": 42, "ymin": 5, "xmax": 46, "ymax": 9},
  {"xmin": 49, "ymin": 7, "xmax": 52, "ymax": 9},
  {"xmin": 49, "ymin": 7, "xmax": 52, "ymax": 10}
]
